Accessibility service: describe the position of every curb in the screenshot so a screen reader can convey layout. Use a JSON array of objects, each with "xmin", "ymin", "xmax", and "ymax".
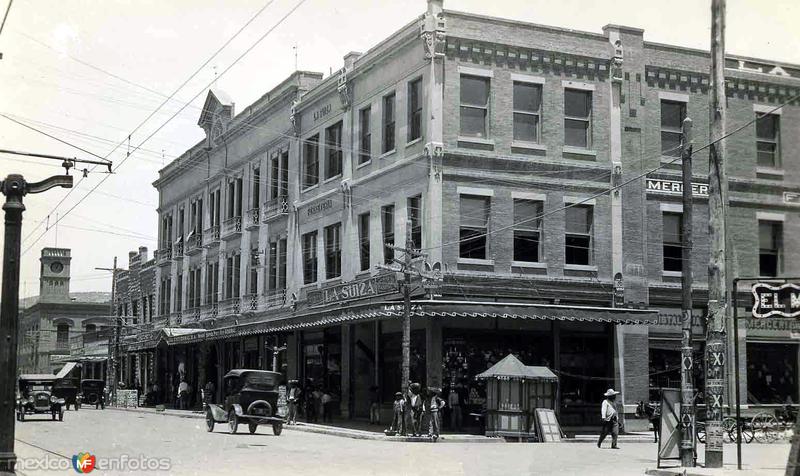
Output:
[
  {"xmin": 645, "ymin": 469, "xmax": 711, "ymax": 476},
  {"xmin": 105, "ymin": 407, "xmax": 502, "ymax": 443}
]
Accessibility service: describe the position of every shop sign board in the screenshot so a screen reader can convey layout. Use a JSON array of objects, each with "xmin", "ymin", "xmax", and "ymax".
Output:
[
  {"xmin": 307, "ymin": 274, "xmax": 397, "ymax": 307},
  {"xmin": 751, "ymin": 282, "xmax": 800, "ymax": 318},
  {"xmin": 646, "ymin": 178, "xmax": 708, "ymax": 197}
]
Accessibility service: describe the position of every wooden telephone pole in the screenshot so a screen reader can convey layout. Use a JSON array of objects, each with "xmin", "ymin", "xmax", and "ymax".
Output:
[
  {"xmin": 679, "ymin": 118, "xmax": 695, "ymax": 467},
  {"xmin": 705, "ymin": 0, "xmax": 728, "ymax": 467}
]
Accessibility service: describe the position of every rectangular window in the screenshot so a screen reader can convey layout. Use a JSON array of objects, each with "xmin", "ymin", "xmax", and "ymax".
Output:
[
  {"xmin": 358, "ymin": 213, "xmax": 370, "ymax": 271},
  {"xmin": 564, "ymin": 89, "xmax": 592, "ymax": 148},
  {"xmin": 280, "ymin": 151, "xmax": 289, "ymax": 197},
  {"xmin": 270, "ymin": 156, "xmax": 279, "ymax": 199},
  {"xmin": 408, "ymin": 78, "xmax": 422, "ymax": 142},
  {"xmin": 249, "ymin": 249, "xmax": 258, "ymax": 295},
  {"xmin": 565, "ymin": 205, "xmax": 593, "ymax": 265},
  {"xmin": 235, "ymin": 178, "xmax": 243, "ymax": 217},
  {"xmin": 233, "ymin": 254, "xmax": 240, "ymax": 297},
  {"xmin": 225, "ymin": 256, "xmax": 234, "ymax": 299},
  {"xmin": 460, "ymin": 75, "xmax": 490, "ymax": 138},
  {"xmin": 382, "ymin": 205, "xmax": 395, "ymax": 264},
  {"xmin": 325, "ymin": 223, "xmax": 342, "ymax": 279},
  {"xmin": 268, "ymin": 241, "xmax": 278, "ymax": 290},
  {"xmin": 226, "ymin": 181, "xmax": 235, "ymax": 218},
  {"xmin": 252, "ymin": 167, "xmax": 260, "ymax": 208},
  {"xmin": 302, "ymin": 231, "xmax": 318, "ymax": 284},
  {"xmin": 176, "ymin": 274, "xmax": 183, "ymax": 312},
  {"xmin": 661, "ymin": 100, "xmax": 685, "ymax": 157},
  {"xmin": 513, "ymin": 82, "xmax": 542, "ymax": 143},
  {"xmin": 663, "ymin": 212, "xmax": 683, "ymax": 272},
  {"xmin": 278, "ymin": 238, "xmax": 287, "ymax": 289},
  {"xmin": 756, "ymin": 114, "xmax": 780, "ymax": 168},
  {"xmin": 408, "ymin": 195, "xmax": 422, "ymax": 249},
  {"xmin": 383, "ymin": 93, "xmax": 396, "ymax": 153},
  {"xmin": 278, "ymin": 238, "xmax": 286, "ymax": 289},
  {"xmin": 459, "ymin": 195, "xmax": 489, "ymax": 259},
  {"xmin": 325, "ymin": 121, "xmax": 343, "ymax": 179},
  {"xmin": 759, "ymin": 220, "xmax": 782, "ymax": 277},
  {"xmin": 513, "ymin": 199, "xmax": 543, "ymax": 262},
  {"xmin": 359, "ymin": 107, "xmax": 371, "ymax": 164},
  {"xmin": 303, "ymin": 134, "xmax": 319, "ymax": 189}
]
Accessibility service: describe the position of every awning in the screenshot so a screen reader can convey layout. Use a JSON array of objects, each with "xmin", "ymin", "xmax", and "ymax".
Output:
[
  {"xmin": 476, "ymin": 354, "xmax": 558, "ymax": 381},
  {"xmin": 124, "ymin": 327, "xmax": 207, "ymax": 352},
  {"xmin": 55, "ymin": 361, "xmax": 78, "ymax": 379}
]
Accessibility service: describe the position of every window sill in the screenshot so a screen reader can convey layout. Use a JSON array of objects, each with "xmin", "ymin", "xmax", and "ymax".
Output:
[
  {"xmin": 380, "ymin": 149, "xmax": 396, "ymax": 159},
  {"xmin": 458, "ymin": 258, "xmax": 495, "ymax": 266},
  {"xmin": 660, "ymin": 155, "xmax": 682, "ymax": 165},
  {"xmin": 756, "ymin": 167, "xmax": 784, "ymax": 176},
  {"xmin": 662, "ymin": 270, "xmax": 683, "ymax": 278},
  {"xmin": 301, "ymin": 184, "xmax": 319, "ymax": 194},
  {"xmin": 322, "ymin": 174, "xmax": 342, "ymax": 185},
  {"xmin": 356, "ymin": 159, "xmax": 372, "ymax": 169},
  {"xmin": 322, "ymin": 276, "xmax": 342, "ymax": 285},
  {"xmin": 458, "ymin": 136, "xmax": 495, "ymax": 146},
  {"xmin": 406, "ymin": 137, "xmax": 423, "ymax": 148},
  {"xmin": 512, "ymin": 261, "xmax": 547, "ymax": 269},
  {"xmin": 511, "ymin": 141, "xmax": 547, "ymax": 151},
  {"xmin": 564, "ymin": 264, "xmax": 598, "ymax": 272},
  {"xmin": 562, "ymin": 146, "xmax": 597, "ymax": 157}
]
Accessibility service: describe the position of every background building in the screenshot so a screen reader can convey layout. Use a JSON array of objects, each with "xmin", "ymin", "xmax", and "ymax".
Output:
[{"xmin": 116, "ymin": 0, "xmax": 799, "ymax": 430}]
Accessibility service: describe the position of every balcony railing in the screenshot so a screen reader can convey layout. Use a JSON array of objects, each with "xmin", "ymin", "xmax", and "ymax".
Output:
[
  {"xmin": 186, "ymin": 233, "xmax": 203, "ymax": 255},
  {"xmin": 246, "ymin": 208, "xmax": 260, "ymax": 229},
  {"xmin": 265, "ymin": 289, "xmax": 286, "ymax": 308},
  {"xmin": 173, "ymin": 240, "xmax": 184, "ymax": 259},
  {"xmin": 221, "ymin": 216, "xmax": 242, "ymax": 239},
  {"xmin": 157, "ymin": 246, "xmax": 172, "ymax": 265},
  {"xmin": 203, "ymin": 225, "xmax": 220, "ymax": 246},
  {"xmin": 219, "ymin": 297, "xmax": 241, "ymax": 316},
  {"xmin": 170, "ymin": 311, "xmax": 183, "ymax": 326},
  {"xmin": 262, "ymin": 196, "xmax": 289, "ymax": 222},
  {"xmin": 243, "ymin": 293, "xmax": 259, "ymax": 312},
  {"xmin": 201, "ymin": 302, "xmax": 219, "ymax": 320},
  {"xmin": 183, "ymin": 307, "xmax": 200, "ymax": 324}
]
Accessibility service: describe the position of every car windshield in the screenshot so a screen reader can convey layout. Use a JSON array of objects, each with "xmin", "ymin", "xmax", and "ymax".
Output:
[
  {"xmin": 244, "ymin": 373, "xmax": 276, "ymax": 391},
  {"xmin": 30, "ymin": 385, "xmax": 50, "ymax": 391}
]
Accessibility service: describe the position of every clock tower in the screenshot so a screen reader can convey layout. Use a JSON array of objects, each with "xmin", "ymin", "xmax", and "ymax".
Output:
[{"xmin": 39, "ymin": 247, "xmax": 71, "ymax": 303}]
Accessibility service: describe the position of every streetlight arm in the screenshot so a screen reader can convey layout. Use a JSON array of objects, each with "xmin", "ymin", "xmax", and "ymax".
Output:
[{"xmin": 26, "ymin": 175, "xmax": 73, "ymax": 194}]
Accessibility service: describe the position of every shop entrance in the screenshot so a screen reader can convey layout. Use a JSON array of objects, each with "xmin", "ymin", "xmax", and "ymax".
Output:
[{"xmin": 747, "ymin": 342, "xmax": 798, "ymax": 404}]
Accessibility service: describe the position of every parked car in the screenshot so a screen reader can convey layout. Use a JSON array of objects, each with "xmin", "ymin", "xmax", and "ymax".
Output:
[
  {"xmin": 16, "ymin": 374, "xmax": 65, "ymax": 421},
  {"xmin": 79, "ymin": 379, "xmax": 106, "ymax": 409},
  {"xmin": 53, "ymin": 376, "xmax": 81, "ymax": 411},
  {"xmin": 206, "ymin": 370, "xmax": 286, "ymax": 435}
]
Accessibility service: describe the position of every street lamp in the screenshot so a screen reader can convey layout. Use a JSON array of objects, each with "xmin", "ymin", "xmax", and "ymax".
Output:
[{"xmin": 0, "ymin": 173, "xmax": 73, "ymax": 474}]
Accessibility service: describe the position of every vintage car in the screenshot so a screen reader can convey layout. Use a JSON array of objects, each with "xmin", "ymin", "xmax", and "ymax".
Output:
[
  {"xmin": 79, "ymin": 379, "xmax": 106, "ymax": 409},
  {"xmin": 16, "ymin": 374, "xmax": 65, "ymax": 421},
  {"xmin": 52, "ymin": 377, "xmax": 81, "ymax": 411},
  {"xmin": 206, "ymin": 370, "xmax": 286, "ymax": 435}
]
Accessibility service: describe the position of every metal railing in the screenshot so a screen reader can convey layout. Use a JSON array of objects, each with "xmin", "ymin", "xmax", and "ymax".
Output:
[
  {"xmin": 222, "ymin": 216, "xmax": 242, "ymax": 238},
  {"xmin": 186, "ymin": 233, "xmax": 203, "ymax": 254},
  {"xmin": 265, "ymin": 289, "xmax": 286, "ymax": 308},
  {"xmin": 247, "ymin": 208, "xmax": 260, "ymax": 228},
  {"xmin": 262, "ymin": 196, "xmax": 289, "ymax": 222}
]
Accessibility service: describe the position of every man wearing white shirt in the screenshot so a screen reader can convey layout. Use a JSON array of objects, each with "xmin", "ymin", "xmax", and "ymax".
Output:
[{"xmin": 598, "ymin": 388, "xmax": 620, "ymax": 449}]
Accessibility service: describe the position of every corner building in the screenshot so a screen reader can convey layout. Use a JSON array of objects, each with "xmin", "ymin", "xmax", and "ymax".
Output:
[{"xmin": 118, "ymin": 0, "xmax": 800, "ymax": 431}]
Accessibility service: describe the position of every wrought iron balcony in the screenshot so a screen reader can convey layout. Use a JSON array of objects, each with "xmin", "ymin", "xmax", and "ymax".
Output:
[
  {"xmin": 221, "ymin": 216, "xmax": 242, "ymax": 240},
  {"xmin": 203, "ymin": 225, "xmax": 220, "ymax": 247},
  {"xmin": 170, "ymin": 311, "xmax": 183, "ymax": 326},
  {"xmin": 243, "ymin": 293, "xmax": 260, "ymax": 312},
  {"xmin": 157, "ymin": 246, "xmax": 172, "ymax": 265},
  {"xmin": 186, "ymin": 233, "xmax": 203, "ymax": 255},
  {"xmin": 173, "ymin": 240, "xmax": 184, "ymax": 260},
  {"xmin": 183, "ymin": 307, "xmax": 200, "ymax": 324},
  {"xmin": 265, "ymin": 289, "xmax": 286, "ymax": 308},
  {"xmin": 262, "ymin": 196, "xmax": 289, "ymax": 222},
  {"xmin": 246, "ymin": 208, "xmax": 260, "ymax": 230},
  {"xmin": 220, "ymin": 297, "xmax": 241, "ymax": 316},
  {"xmin": 201, "ymin": 302, "xmax": 219, "ymax": 320}
]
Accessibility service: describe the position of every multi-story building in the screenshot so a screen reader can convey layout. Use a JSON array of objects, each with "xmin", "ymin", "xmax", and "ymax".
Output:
[
  {"xmin": 18, "ymin": 248, "xmax": 111, "ymax": 378},
  {"xmin": 117, "ymin": 0, "xmax": 800, "ymax": 429}
]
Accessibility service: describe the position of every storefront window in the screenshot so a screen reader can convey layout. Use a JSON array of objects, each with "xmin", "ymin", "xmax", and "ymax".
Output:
[
  {"xmin": 747, "ymin": 342, "xmax": 798, "ymax": 404},
  {"xmin": 301, "ymin": 328, "xmax": 342, "ymax": 411},
  {"xmin": 648, "ymin": 339, "xmax": 705, "ymax": 402}
]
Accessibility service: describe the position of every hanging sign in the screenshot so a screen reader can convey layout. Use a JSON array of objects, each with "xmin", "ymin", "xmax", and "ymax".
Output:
[
  {"xmin": 645, "ymin": 179, "xmax": 708, "ymax": 197},
  {"xmin": 751, "ymin": 282, "xmax": 800, "ymax": 319},
  {"xmin": 307, "ymin": 274, "xmax": 397, "ymax": 307}
]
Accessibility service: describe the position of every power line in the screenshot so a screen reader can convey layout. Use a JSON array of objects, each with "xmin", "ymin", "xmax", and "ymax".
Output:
[{"xmin": 0, "ymin": 0, "xmax": 12, "ymax": 38}]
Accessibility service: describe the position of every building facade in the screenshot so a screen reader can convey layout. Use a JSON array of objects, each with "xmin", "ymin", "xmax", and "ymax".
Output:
[
  {"xmin": 17, "ymin": 248, "xmax": 111, "ymax": 378},
  {"xmin": 117, "ymin": 0, "xmax": 800, "ymax": 429}
]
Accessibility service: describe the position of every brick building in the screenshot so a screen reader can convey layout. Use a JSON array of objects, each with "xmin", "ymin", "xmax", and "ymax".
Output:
[{"xmin": 116, "ymin": 0, "xmax": 799, "ymax": 430}]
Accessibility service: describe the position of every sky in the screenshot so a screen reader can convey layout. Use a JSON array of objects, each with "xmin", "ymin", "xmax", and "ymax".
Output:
[{"xmin": 0, "ymin": 0, "xmax": 798, "ymax": 298}]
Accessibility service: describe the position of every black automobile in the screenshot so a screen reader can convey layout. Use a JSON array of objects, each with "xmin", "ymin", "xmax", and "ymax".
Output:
[
  {"xmin": 79, "ymin": 379, "xmax": 106, "ymax": 409},
  {"xmin": 206, "ymin": 370, "xmax": 286, "ymax": 435},
  {"xmin": 16, "ymin": 374, "xmax": 65, "ymax": 421},
  {"xmin": 52, "ymin": 377, "xmax": 81, "ymax": 411}
]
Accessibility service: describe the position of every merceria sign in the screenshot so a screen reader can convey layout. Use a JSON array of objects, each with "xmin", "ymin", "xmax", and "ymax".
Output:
[
  {"xmin": 751, "ymin": 282, "xmax": 800, "ymax": 318},
  {"xmin": 646, "ymin": 179, "xmax": 709, "ymax": 197},
  {"xmin": 307, "ymin": 274, "xmax": 397, "ymax": 307}
]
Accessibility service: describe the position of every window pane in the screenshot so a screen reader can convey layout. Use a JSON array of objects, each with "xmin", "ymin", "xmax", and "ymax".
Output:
[
  {"xmin": 460, "ymin": 76, "xmax": 489, "ymax": 107},
  {"xmin": 513, "ymin": 113, "xmax": 539, "ymax": 142},
  {"xmin": 759, "ymin": 222, "xmax": 779, "ymax": 251},
  {"xmin": 460, "ymin": 196, "xmax": 488, "ymax": 228},
  {"xmin": 661, "ymin": 131, "xmax": 682, "ymax": 157},
  {"xmin": 756, "ymin": 114, "xmax": 777, "ymax": 140},
  {"xmin": 565, "ymin": 206, "xmax": 591, "ymax": 234},
  {"xmin": 514, "ymin": 230, "xmax": 540, "ymax": 262},
  {"xmin": 565, "ymin": 235, "xmax": 590, "ymax": 265},
  {"xmin": 459, "ymin": 228, "xmax": 486, "ymax": 259},
  {"xmin": 513, "ymin": 83, "xmax": 541, "ymax": 112},
  {"xmin": 564, "ymin": 89, "xmax": 590, "ymax": 118},
  {"xmin": 564, "ymin": 119, "xmax": 588, "ymax": 148},
  {"xmin": 514, "ymin": 199, "xmax": 542, "ymax": 229},
  {"xmin": 460, "ymin": 107, "xmax": 486, "ymax": 137},
  {"xmin": 663, "ymin": 213, "xmax": 682, "ymax": 244},
  {"xmin": 663, "ymin": 244, "xmax": 683, "ymax": 272},
  {"xmin": 759, "ymin": 253, "xmax": 778, "ymax": 277},
  {"xmin": 660, "ymin": 101, "xmax": 685, "ymax": 129},
  {"xmin": 756, "ymin": 142, "xmax": 776, "ymax": 167}
]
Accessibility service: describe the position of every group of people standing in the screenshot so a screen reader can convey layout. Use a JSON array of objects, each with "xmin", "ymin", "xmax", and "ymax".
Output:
[
  {"xmin": 285, "ymin": 380, "xmax": 336, "ymax": 425},
  {"xmin": 387, "ymin": 383, "xmax": 447, "ymax": 440}
]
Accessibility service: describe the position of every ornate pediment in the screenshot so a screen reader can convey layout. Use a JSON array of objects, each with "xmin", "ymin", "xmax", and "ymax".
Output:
[{"xmin": 198, "ymin": 89, "xmax": 234, "ymax": 148}]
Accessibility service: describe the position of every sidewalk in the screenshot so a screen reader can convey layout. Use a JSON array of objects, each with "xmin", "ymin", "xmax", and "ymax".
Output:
[{"xmin": 106, "ymin": 406, "xmax": 500, "ymax": 443}]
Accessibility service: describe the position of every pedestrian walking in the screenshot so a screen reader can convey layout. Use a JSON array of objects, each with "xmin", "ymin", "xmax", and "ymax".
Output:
[
  {"xmin": 287, "ymin": 380, "xmax": 301, "ymax": 425},
  {"xmin": 178, "ymin": 379, "xmax": 190, "ymax": 410},
  {"xmin": 448, "ymin": 385, "xmax": 463, "ymax": 432},
  {"xmin": 425, "ymin": 387, "xmax": 445, "ymax": 441},
  {"xmin": 386, "ymin": 391, "xmax": 406, "ymax": 436},
  {"xmin": 597, "ymin": 388, "xmax": 620, "ymax": 449}
]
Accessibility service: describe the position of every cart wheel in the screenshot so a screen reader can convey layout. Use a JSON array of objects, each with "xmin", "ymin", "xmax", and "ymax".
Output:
[
  {"xmin": 272, "ymin": 423, "xmax": 283, "ymax": 436},
  {"xmin": 228, "ymin": 411, "xmax": 238, "ymax": 434},
  {"xmin": 59, "ymin": 409, "xmax": 64, "ymax": 421},
  {"xmin": 722, "ymin": 417, "xmax": 736, "ymax": 443},
  {"xmin": 752, "ymin": 413, "xmax": 778, "ymax": 443},
  {"xmin": 248, "ymin": 423, "xmax": 258, "ymax": 435},
  {"xmin": 741, "ymin": 424, "xmax": 755, "ymax": 443},
  {"xmin": 206, "ymin": 409, "xmax": 215, "ymax": 432}
]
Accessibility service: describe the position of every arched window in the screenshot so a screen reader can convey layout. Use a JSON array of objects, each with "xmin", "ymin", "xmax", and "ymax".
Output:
[
  {"xmin": 85, "ymin": 324, "xmax": 97, "ymax": 334},
  {"xmin": 56, "ymin": 324, "xmax": 69, "ymax": 351}
]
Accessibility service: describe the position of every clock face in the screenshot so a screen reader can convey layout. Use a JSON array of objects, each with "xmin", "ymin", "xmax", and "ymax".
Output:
[{"xmin": 50, "ymin": 262, "xmax": 64, "ymax": 273}]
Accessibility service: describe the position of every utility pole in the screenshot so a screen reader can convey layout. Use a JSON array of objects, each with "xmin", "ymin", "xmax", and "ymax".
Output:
[
  {"xmin": 706, "ymin": 0, "xmax": 728, "ymax": 467},
  {"xmin": 267, "ymin": 337, "xmax": 287, "ymax": 372},
  {"xmin": 679, "ymin": 118, "xmax": 695, "ymax": 467},
  {"xmin": 98, "ymin": 259, "xmax": 117, "ymax": 401},
  {"xmin": 0, "ymin": 173, "xmax": 72, "ymax": 475}
]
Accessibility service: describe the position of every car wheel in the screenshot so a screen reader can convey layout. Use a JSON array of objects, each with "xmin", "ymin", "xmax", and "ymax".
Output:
[
  {"xmin": 206, "ymin": 410, "xmax": 215, "ymax": 433},
  {"xmin": 59, "ymin": 409, "xmax": 64, "ymax": 421},
  {"xmin": 228, "ymin": 411, "xmax": 238, "ymax": 434},
  {"xmin": 248, "ymin": 423, "xmax": 258, "ymax": 435},
  {"xmin": 272, "ymin": 423, "xmax": 283, "ymax": 436}
]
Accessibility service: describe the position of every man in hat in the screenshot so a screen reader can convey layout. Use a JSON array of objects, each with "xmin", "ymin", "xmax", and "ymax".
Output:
[
  {"xmin": 287, "ymin": 380, "xmax": 301, "ymax": 425},
  {"xmin": 387, "ymin": 391, "xmax": 406, "ymax": 436},
  {"xmin": 407, "ymin": 383, "xmax": 423, "ymax": 437},
  {"xmin": 425, "ymin": 387, "xmax": 446, "ymax": 441},
  {"xmin": 598, "ymin": 388, "xmax": 620, "ymax": 449}
]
